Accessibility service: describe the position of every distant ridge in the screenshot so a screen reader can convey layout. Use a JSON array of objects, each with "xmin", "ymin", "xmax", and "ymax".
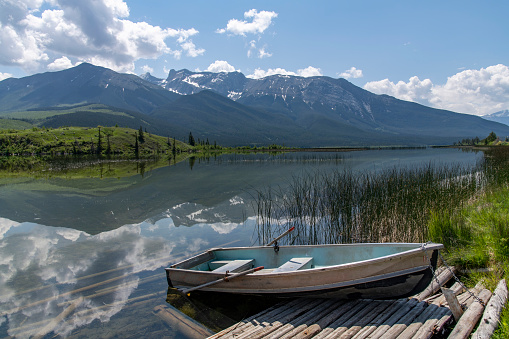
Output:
[
  {"xmin": 482, "ymin": 110, "xmax": 509, "ymax": 126},
  {"xmin": 2, "ymin": 63, "xmax": 509, "ymax": 146}
]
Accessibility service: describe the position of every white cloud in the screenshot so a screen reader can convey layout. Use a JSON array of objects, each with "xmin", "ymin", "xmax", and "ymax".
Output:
[
  {"xmin": 0, "ymin": 72, "xmax": 13, "ymax": 81},
  {"xmin": 141, "ymin": 64, "xmax": 153, "ymax": 74},
  {"xmin": 47, "ymin": 56, "xmax": 75, "ymax": 71},
  {"xmin": 339, "ymin": 66, "xmax": 363, "ymax": 79},
  {"xmin": 364, "ymin": 64, "xmax": 509, "ymax": 116},
  {"xmin": 247, "ymin": 66, "xmax": 322, "ymax": 79},
  {"xmin": 298, "ymin": 66, "xmax": 322, "ymax": 77},
  {"xmin": 179, "ymin": 40, "xmax": 205, "ymax": 58},
  {"xmin": 206, "ymin": 60, "xmax": 238, "ymax": 73},
  {"xmin": 247, "ymin": 40, "xmax": 272, "ymax": 59},
  {"xmin": 365, "ymin": 76, "xmax": 433, "ymax": 103},
  {"xmin": 258, "ymin": 46, "xmax": 272, "ymax": 59},
  {"xmin": 217, "ymin": 9, "xmax": 277, "ymax": 36},
  {"xmin": 0, "ymin": 0, "xmax": 204, "ymax": 73}
]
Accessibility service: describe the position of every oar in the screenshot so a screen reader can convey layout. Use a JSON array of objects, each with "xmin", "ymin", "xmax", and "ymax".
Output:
[
  {"xmin": 266, "ymin": 226, "xmax": 295, "ymax": 246},
  {"xmin": 179, "ymin": 266, "xmax": 264, "ymax": 295}
]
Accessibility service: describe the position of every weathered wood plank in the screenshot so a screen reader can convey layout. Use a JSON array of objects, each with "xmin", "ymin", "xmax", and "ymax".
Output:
[
  {"xmin": 351, "ymin": 299, "xmax": 411, "ymax": 339},
  {"xmin": 394, "ymin": 302, "xmax": 446, "ymax": 339},
  {"xmin": 441, "ymin": 287, "xmax": 463, "ymax": 321},
  {"xmin": 223, "ymin": 298, "xmax": 320, "ymax": 339},
  {"xmin": 358, "ymin": 298, "xmax": 419, "ymax": 339},
  {"xmin": 259, "ymin": 299, "xmax": 338, "ymax": 339},
  {"xmin": 379, "ymin": 300, "xmax": 428, "ymax": 339},
  {"xmin": 228, "ymin": 298, "xmax": 323, "ymax": 339},
  {"xmin": 337, "ymin": 300, "xmax": 396, "ymax": 339},
  {"xmin": 414, "ymin": 266, "xmax": 456, "ymax": 302},
  {"xmin": 277, "ymin": 299, "xmax": 348, "ymax": 339},
  {"xmin": 324, "ymin": 301, "xmax": 383, "ymax": 338},
  {"xmin": 153, "ymin": 304, "xmax": 215, "ymax": 338},
  {"xmin": 472, "ymin": 279, "xmax": 508, "ymax": 339},
  {"xmin": 291, "ymin": 300, "xmax": 358, "ymax": 339},
  {"xmin": 430, "ymin": 282, "xmax": 464, "ymax": 306},
  {"xmin": 447, "ymin": 288, "xmax": 492, "ymax": 339},
  {"xmin": 207, "ymin": 298, "xmax": 302, "ymax": 339},
  {"xmin": 312, "ymin": 300, "xmax": 374, "ymax": 339}
]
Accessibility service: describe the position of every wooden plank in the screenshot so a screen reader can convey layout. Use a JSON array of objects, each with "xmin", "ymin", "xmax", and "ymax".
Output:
[
  {"xmin": 351, "ymin": 299, "xmax": 411, "ymax": 339},
  {"xmin": 430, "ymin": 282, "xmax": 464, "ymax": 306},
  {"xmin": 414, "ymin": 266, "xmax": 456, "ymax": 302},
  {"xmin": 411, "ymin": 306, "xmax": 452, "ymax": 339},
  {"xmin": 472, "ymin": 279, "xmax": 508, "ymax": 339},
  {"xmin": 325, "ymin": 301, "xmax": 388, "ymax": 339},
  {"xmin": 289, "ymin": 299, "xmax": 358, "ymax": 339},
  {"xmin": 378, "ymin": 300, "xmax": 428, "ymax": 339},
  {"xmin": 358, "ymin": 298, "xmax": 419, "ymax": 339},
  {"xmin": 208, "ymin": 298, "xmax": 307, "ymax": 339},
  {"xmin": 441, "ymin": 287, "xmax": 463, "ymax": 321},
  {"xmin": 238, "ymin": 299, "xmax": 325, "ymax": 339},
  {"xmin": 447, "ymin": 288, "xmax": 492, "ymax": 339},
  {"xmin": 395, "ymin": 302, "xmax": 446, "ymax": 339},
  {"xmin": 312, "ymin": 300, "xmax": 374, "ymax": 339},
  {"xmin": 293, "ymin": 323, "xmax": 322, "ymax": 339},
  {"xmin": 337, "ymin": 300, "xmax": 396, "ymax": 339},
  {"xmin": 153, "ymin": 304, "xmax": 215, "ymax": 338},
  {"xmin": 263, "ymin": 299, "xmax": 339, "ymax": 339},
  {"xmin": 277, "ymin": 299, "xmax": 348, "ymax": 339},
  {"xmin": 226, "ymin": 299, "xmax": 323, "ymax": 339}
]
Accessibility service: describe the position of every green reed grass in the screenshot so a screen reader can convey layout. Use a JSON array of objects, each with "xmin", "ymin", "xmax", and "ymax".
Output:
[
  {"xmin": 255, "ymin": 146, "xmax": 509, "ymax": 336},
  {"xmin": 255, "ymin": 160, "xmax": 484, "ymax": 245}
]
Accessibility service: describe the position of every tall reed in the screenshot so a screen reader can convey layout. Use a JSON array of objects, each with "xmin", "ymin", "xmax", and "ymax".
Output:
[{"xmin": 255, "ymin": 160, "xmax": 485, "ymax": 245}]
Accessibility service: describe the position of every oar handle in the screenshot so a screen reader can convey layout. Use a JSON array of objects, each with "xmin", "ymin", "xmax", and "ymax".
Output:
[
  {"xmin": 180, "ymin": 266, "xmax": 264, "ymax": 295},
  {"xmin": 266, "ymin": 227, "xmax": 295, "ymax": 246}
]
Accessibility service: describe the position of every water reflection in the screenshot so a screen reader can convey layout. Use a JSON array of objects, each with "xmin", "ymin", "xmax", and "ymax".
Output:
[
  {"xmin": 0, "ymin": 149, "xmax": 484, "ymax": 338},
  {"xmin": 0, "ymin": 213, "xmax": 256, "ymax": 338}
]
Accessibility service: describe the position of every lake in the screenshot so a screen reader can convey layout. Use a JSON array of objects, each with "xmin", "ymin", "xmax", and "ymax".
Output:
[{"xmin": 0, "ymin": 148, "xmax": 483, "ymax": 338}]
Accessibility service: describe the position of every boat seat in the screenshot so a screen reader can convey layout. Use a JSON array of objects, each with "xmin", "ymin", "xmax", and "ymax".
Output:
[
  {"xmin": 210, "ymin": 259, "xmax": 254, "ymax": 273},
  {"xmin": 272, "ymin": 257, "xmax": 313, "ymax": 273}
]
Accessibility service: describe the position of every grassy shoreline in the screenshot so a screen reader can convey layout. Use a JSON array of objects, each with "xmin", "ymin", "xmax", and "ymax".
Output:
[{"xmin": 254, "ymin": 146, "xmax": 509, "ymax": 336}]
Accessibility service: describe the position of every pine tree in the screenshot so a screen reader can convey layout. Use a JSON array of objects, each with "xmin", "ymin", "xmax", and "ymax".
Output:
[
  {"xmin": 134, "ymin": 132, "xmax": 139, "ymax": 158},
  {"xmin": 96, "ymin": 126, "xmax": 103, "ymax": 155},
  {"xmin": 188, "ymin": 132, "xmax": 195, "ymax": 146},
  {"xmin": 138, "ymin": 126, "xmax": 145, "ymax": 143}
]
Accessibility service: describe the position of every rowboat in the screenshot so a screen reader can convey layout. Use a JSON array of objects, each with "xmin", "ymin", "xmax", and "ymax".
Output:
[{"xmin": 165, "ymin": 242, "xmax": 443, "ymax": 299}]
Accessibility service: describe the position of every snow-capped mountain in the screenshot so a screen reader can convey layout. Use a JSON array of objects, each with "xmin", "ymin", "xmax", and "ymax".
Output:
[
  {"xmin": 482, "ymin": 110, "xmax": 509, "ymax": 126},
  {"xmin": 2, "ymin": 63, "xmax": 509, "ymax": 146}
]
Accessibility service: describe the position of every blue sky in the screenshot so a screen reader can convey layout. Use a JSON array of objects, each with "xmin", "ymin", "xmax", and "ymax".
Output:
[{"xmin": 1, "ymin": 0, "xmax": 508, "ymax": 116}]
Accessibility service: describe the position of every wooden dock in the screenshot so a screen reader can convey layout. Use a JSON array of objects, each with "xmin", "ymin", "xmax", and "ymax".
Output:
[{"xmin": 207, "ymin": 269, "xmax": 508, "ymax": 339}]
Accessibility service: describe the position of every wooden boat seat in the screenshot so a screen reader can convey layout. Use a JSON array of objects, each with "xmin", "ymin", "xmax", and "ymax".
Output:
[
  {"xmin": 210, "ymin": 259, "xmax": 254, "ymax": 273},
  {"xmin": 272, "ymin": 257, "xmax": 313, "ymax": 273}
]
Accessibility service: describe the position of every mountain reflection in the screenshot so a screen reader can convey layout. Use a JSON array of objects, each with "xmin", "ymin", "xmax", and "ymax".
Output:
[{"xmin": 0, "ymin": 210, "xmax": 255, "ymax": 338}]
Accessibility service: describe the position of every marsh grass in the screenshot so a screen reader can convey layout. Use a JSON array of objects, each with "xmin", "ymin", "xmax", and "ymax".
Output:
[
  {"xmin": 255, "ymin": 146, "xmax": 509, "ymax": 336},
  {"xmin": 255, "ymin": 161, "xmax": 484, "ymax": 245}
]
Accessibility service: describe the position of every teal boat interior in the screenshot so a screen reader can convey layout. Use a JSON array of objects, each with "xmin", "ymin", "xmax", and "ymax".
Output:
[{"xmin": 178, "ymin": 243, "xmax": 430, "ymax": 274}]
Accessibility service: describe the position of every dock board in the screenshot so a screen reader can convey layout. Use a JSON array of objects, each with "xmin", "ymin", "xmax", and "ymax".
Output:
[{"xmin": 207, "ymin": 268, "xmax": 505, "ymax": 339}]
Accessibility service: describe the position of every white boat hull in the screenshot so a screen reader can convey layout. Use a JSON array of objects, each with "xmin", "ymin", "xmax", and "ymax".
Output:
[{"xmin": 165, "ymin": 243, "xmax": 442, "ymax": 299}]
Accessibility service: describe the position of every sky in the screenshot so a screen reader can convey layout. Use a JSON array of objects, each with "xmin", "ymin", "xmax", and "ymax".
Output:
[{"xmin": 0, "ymin": 0, "xmax": 508, "ymax": 116}]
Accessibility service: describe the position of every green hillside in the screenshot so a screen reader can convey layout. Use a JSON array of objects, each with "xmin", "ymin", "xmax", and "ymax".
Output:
[
  {"xmin": 0, "ymin": 103, "xmax": 189, "ymax": 139},
  {"xmin": 0, "ymin": 126, "xmax": 192, "ymax": 157}
]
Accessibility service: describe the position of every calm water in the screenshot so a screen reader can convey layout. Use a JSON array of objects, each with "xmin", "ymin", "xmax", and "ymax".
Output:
[{"xmin": 0, "ymin": 148, "xmax": 482, "ymax": 338}]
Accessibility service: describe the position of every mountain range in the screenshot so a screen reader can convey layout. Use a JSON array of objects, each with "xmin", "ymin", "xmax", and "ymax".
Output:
[
  {"xmin": 482, "ymin": 110, "xmax": 509, "ymax": 127},
  {"xmin": 1, "ymin": 63, "xmax": 508, "ymax": 147}
]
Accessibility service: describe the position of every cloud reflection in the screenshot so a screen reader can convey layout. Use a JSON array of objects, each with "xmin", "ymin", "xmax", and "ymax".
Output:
[{"xmin": 0, "ymin": 196, "xmax": 254, "ymax": 337}]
